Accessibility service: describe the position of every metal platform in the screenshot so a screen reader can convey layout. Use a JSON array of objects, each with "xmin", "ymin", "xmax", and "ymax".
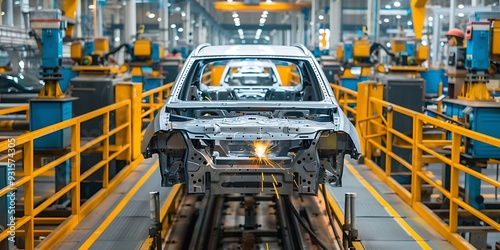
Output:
[
  {"xmin": 328, "ymin": 159, "xmax": 454, "ymax": 250},
  {"xmin": 53, "ymin": 157, "xmax": 173, "ymax": 250}
]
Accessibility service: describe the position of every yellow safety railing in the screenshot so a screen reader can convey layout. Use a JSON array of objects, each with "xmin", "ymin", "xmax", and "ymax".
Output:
[
  {"xmin": 0, "ymin": 104, "xmax": 29, "ymax": 117},
  {"xmin": 334, "ymin": 83, "xmax": 500, "ymax": 249},
  {"xmin": 331, "ymin": 84, "xmax": 357, "ymax": 119},
  {"xmin": 0, "ymin": 92, "xmax": 143, "ymax": 249},
  {"xmin": 141, "ymin": 83, "xmax": 174, "ymax": 137}
]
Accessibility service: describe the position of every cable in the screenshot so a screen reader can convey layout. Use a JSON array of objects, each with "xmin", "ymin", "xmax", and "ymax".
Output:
[
  {"xmin": 284, "ymin": 196, "xmax": 330, "ymax": 250},
  {"xmin": 322, "ymin": 186, "xmax": 344, "ymax": 250}
]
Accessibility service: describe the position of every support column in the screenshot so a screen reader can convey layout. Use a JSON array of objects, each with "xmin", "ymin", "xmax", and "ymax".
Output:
[
  {"xmin": 42, "ymin": 0, "xmax": 52, "ymax": 9},
  {"xmin": 367, "ymin": 0, "xmax": 374, "ymax": 37},
  {"xmin": 431, "ymin": 12, "xmax": 440, "ymax": 67},
  {"xmin": 298, "ymin": 12, "xmax": 304, "ymax": 45},
  {"xmin": 310, "ymin": 0, "xmax": 316, "ymax": 48},
  {"xmin": 197, "ymin": 15, "xmax": 203, "ymax": 44},
  {"xmin": 124, "ymin": 0, "xmax": 136, "ymax": 42},
  {"xmin": 449, "ymin": 0, "xmax": 456, "ymax": 30},
  {"xmin": 330, "ymin": 0, "xmax": 341, "ymax": 53},
  {"xmin": 76, "ymin": 0, "xmax": 82, "ymax": 38},
  {"xmin": 0, "ymin": 0, "xmax": 3, "ymax": 25},
  {"xmin": 291, "ymin": 12, "xmax": 297, "ymax": 44},
  {"xmin": 185, "ymin": 1, "xmax": 192, "ymax": 46},
  {"xmin": 96, "ymin": 1, "xmax": 103, "ymax": 37},
  {"xmin": 5, "ymin": 0, "xmax": 13, "ymax": 27},
  {"xmin": 159, "ymin": 0, "xmax": 169, "ymax": 51},
  {"xmin": 113, "ymin": 11, "xmax": 122, "ymax": 62}
]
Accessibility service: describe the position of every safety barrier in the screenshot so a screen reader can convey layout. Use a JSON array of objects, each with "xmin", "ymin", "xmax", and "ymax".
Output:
[
  {"xmin": 0, "ymin": 98, "xmax": 136, "ymax": 249},
  {"xmin": 334, "ymin": 83, "xmax": 500, "ymax": 249},
  {"xmin": 141, "ymin": 82, "xmax": 174, "ymax": 126}
]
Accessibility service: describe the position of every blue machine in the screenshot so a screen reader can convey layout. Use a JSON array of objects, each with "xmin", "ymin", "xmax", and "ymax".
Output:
[
  {"xmin": 29, "ymin": 10, "xmax": 74, "ymax": 150},
  {"xmin": 420, "ymin": 69, "xmax": 448, "ymax": 98},
  {"xmin": 465, "ymin": 22, "xmax": 491, "ymax": 71},
  {"xmin": 29, "ymin": 10, "xmax": 74, "ymax": 204},
  {"xmin": 343, "ymin": 42, "xmax": 354, "ymax": 61},
  {"xmin": 405, "ymin": 40, "xmax": 415, "ymax": 57}
]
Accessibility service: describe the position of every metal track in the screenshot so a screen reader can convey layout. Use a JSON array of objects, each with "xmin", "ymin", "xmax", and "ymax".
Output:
[{"xmin": 163, "ymin": 193, "xmax": 341, "ymax": 250}]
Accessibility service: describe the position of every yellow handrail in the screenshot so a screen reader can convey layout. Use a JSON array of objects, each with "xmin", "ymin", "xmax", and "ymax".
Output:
[
  {"xmin": 0, "ymin": 99, "xmax": 135, "ymax": 249},
  {"xmin": 334, "ymin": 83, "xmax": 500, "ymax": 249}
]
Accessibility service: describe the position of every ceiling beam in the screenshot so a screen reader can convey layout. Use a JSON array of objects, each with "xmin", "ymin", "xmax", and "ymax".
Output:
[{"xmin": 214, "ymin": 1, "xmax": 310, "ymax": 12}]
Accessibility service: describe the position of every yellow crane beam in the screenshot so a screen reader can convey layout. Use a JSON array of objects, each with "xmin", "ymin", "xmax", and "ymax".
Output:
[
  {"xmin": 62, "ymin": 0, "xmax": 79, "ymax": 37},
  {"xmin": 214, "ymin": 1, "xmax": 310, "ymax": 12},
  {"xmin": 411, "ymin": 0, "xmax": 427, "ymax": 40}
]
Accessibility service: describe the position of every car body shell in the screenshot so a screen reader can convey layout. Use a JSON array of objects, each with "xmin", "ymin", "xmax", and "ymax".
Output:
[{"xmin": 142, "ymin": 44, "xmax": 361, "ymax": 195}]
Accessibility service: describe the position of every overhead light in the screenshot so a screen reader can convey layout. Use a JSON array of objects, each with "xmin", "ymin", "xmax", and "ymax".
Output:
[
  {"xmin": 171, "ymin": 24, "xmax": 176, "ymax": 28},
  {"xmin": 421, "ymin": 40, "xmax": 428, "ymax": 46},
  {"xmin": 384, "ymin": 18, "xmax": 389, "ymax": 23},
  {"xmin": 234, "ymin": 18, "xmax": 240, "ymax": 22},
  {"xmin": 265, "ymin": 36, "xmax": 270, "ymax": 40},
  {"xmin": 407, "ymin": 20, "xmax": 412, "ymax": 25},
  {"xmin": 157, "ymin": 17, "xmax": 161, "ymax": 22},
  {"xmin": 1, "ymin": 12, "xmax": 4, "ymax": 15},
  {"xmin": 378, "ymin": 20, "xmax": 382, "ymax": 24},
  {"xmin": 259, "ymin": 23, "xmax": 264, "ymax": 26},
  {"xmin": 440, "ymin": 15, "xmax": 444, "ymax": 19},
  {"xmin": 261, "ymin": 13, "xmax": 267, "ymax": 18},
  {"xmin": 37, "ymin": 6, "xmax": 42, "ymax": 9},
  {"xmin": 242, "ymin": 40, "xmax": 246, "ymax": 44},
  {"xmin": 174, "ymin": 7, "xmax": 181, "ymax": 11},
  {"xmin": 429, "ymin": 22, "xmax": 433, "ymax": 26},
  {"xmin": 14, "ymin": 1, "xmax": 20, "ymax": 5},
  {"xmin": 122, "ymin": 2, "xmax": 126, "ymax": 5},
  {"xmin": 181, "ymin": 12, "xmax": 186, "ymax": 17},
  {"xmin": 266, "ymin": 0, "xmax": 272, "ymax": 2},
  {"xmin": 227, "ymin": 0, "xmax": 233, "ymax": 2},
  {"xmin": 385, "ymin": 4, "xmax": 391, "ymax": 9},
  {"xmin": 88, "ymin": 4, "xmax": 95, "ymax": 9},
  {"xmin": 458, "ymin": 12, "xmax": 465, "ymax": 17},
  {"xmin": 238, "ymin": 29, "xmax": 243, "ymax": 33},
  {"xmin": 232, "ymin": 13, "xmax": 238, "ymax": 18},
  {"xmin": 254, "ymin": 40, "xmax": 258, "ymax": 43},
  {"xmin": 148, "ymin": 13, "xmax": 155, "ymax": 18},
  {"xmin": 235, "ymin": 23, "xmax": 240, "ymax": 26},
  {"xmin": 178, "ymin": 27, "xmax": 184, "ymax": 32},
  {"xmin": 263, "ymin": 11, "xmax": 268, "ymax": 15},
  {"xmin": 396, "ymin": 15, "xmax": 401, "ymax": 19},
  {"xmin": 318, "ymin": 15, "xmax": 324, "ymax": 20},
  {"xmin": 458, "ymin": 4, "xmax": 464, "ymax": 9},
  {"xmin": 393, "ymin": 1, "xmax": 401, "ymax": 7},
  {"xmin": 386, "ymin": 42, "xmax": 391, "ymax": 47},
  {"xmin": 114, "ymin": 37, "xmax": 120, "ymax": 42},
  {"xmin": 428, "ymin": 16, "xmax": 433, "ymax": 21},
  {"xmin": 175, "ymin": 36, "xmax": 179, "ymax": 40},
  {"xmin": 259, "ymin": 18, "xmax": 266, "ymax": 23}
]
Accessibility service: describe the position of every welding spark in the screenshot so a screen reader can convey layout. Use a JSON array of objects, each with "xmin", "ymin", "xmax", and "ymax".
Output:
[
  {"xmin": 250, "ymin": 140, "xmax": 275, "ymax": 166},
  {"xmin": 261, "ymin": 172, "xmax": 264, "ymax": 192},
  {"xmin": 272, "ymin": 182, "xmax": 280, "ymax": 200},
  {"xmin": 271, "ymin": 174, "xmax": 278, "ymax": 185}
]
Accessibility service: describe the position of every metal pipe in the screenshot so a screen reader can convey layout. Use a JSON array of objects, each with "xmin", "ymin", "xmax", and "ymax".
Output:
[
  {"xmin": 449, "ymin": 0, "xmax": 456, "ymax": 30},
  {"xmin": 149, "ymin": 191, "xmax": 161, "ymax": 250},
  {"xmin": 0, "ymin": 120, "xmax": 29, "ymax": 131},
  {"xmin": 344, "ymin": 192, "xmax": 357, "ymax": 249}
]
